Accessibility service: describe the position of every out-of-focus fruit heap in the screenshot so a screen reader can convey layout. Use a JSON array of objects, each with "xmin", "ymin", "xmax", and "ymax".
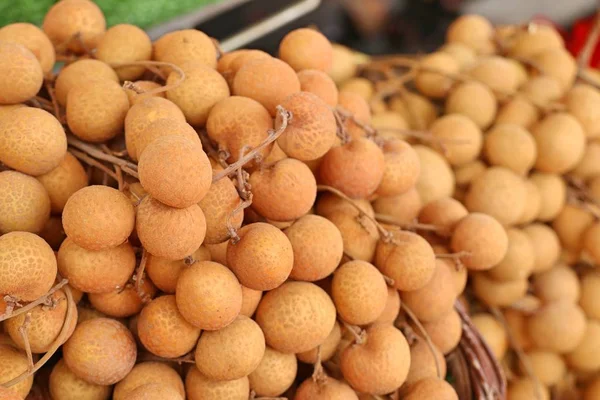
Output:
[{"xmin": 0, "ymin": 1, "xmax": 599, "ymax": 399}]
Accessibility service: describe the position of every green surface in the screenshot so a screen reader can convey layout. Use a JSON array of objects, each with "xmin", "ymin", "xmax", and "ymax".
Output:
[{"xmin": 0, "ymin": 0, "xmax": 222, "ymax": 29}]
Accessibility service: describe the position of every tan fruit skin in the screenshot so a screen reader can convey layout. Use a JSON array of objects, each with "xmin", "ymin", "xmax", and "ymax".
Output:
[{"xmin": 113, "ymin": 361, "xmax": 184, "ymax": 400}]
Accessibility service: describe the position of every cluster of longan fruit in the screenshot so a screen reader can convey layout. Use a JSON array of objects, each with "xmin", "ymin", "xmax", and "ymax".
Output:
[{"xmin": 1, "ymin": 0, "xmax": 599, "ymax": 399}]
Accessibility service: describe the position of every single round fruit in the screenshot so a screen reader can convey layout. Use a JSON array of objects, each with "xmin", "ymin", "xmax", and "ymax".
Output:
[
  {"xmin": 418, "ymin": 197, "xmax": 468, "ymax": 232},
  {"xmin": 404, "ymin": 336, "xmax": 447, "ymax": 386},
  {"xmin": 63, "ymin": 318, "xmax": 136, "ymax": 385},
  {"xmin": 145, "ymin": 246, "xmax": 211, "ymax": 293},
  {"xmin": 248, "ymin": 347, "xmax": 296, "ymax": 397},
  {"xmin": 328, "ymin": 44, "xmax": 356, "ymax": 84},
  {"xmin": 520, "ymin": 350, "xmax": 566, "ymax": 386},
  {"xmin": 507, "ymin": 24, "xmax": 564, "ymax": 59},
  {"xmin": 374, "ymin": 287, "xmax": 401, "ymax": 325},
  {"xmin": 580, "ymin": 272, "xmax": 600, "ymax": 320},
  {"xmin": 0, "ymin": 231, "xmax": 56, "ymax": 302},
  {"xmin": 430, "ymin": 113, "xmax": 483, "ymax": 166},
  {"xmin": 0, "ymin": 171, "xmax": 50, "ymax": 234},
  {"xmin": 373, "ymin": 187, "xmax": 422, "ymax": 224},
  {"xmin": 507, "ymin": 378, "xmax": 550, "ymax": 400},
  {"xmin": 484, "ymin": 124, "xmax": 536, "ymax": 175},
  {"xmin": 195, "ymin": 315, "xmax": 265, "ymax": 381},
  {"xmin": 88, "ymin": 279, "xmax": 156, "ymax": 318},
  {"xmin": 487, "ymin": 228, "xmax": 535, "ymax": 282},
  {"xmin": 415, "ymin": 52, "xmax": 459, "ymax": 98},
  {"xmin": 565, "ymin": 320, "xmax": 600, "ymax": 372},
  {"xmin": 376, "ymin": 139, "xmax": 421, "ymax": 197},
  {"xmin": 527, "ymin": 301, "xmax": 587, "ymax": 353},
  {"xmin": 389, "ymin": 92, "xmax": 438, "ymax": 130},
  {"xmin": 0, "ymin": 41, "xmax": 43, "ymax": 104},
  {"xmin": 176, "ymin": 261, "xmax": 242, "ymax": 330},
  {"xmin": 37, "ymin": 152, "xmax": 88, "ymax": 214},
  {"xmin": 49, "ymin": 358, "xmax": 111, "ymax": 400},
  {"xmin": 468, "ymin": 56, "xmax": 518, "ymax": 94},
  {"xmin": 523, "ymin": 223, "xmax": 561, "ymax": 273},
  {"xmin": 446, "ymin": 14, "xmax": 494, "ymax": 53},
  {"xmin": 471, "ymin": 313, "xmax": 508, "ymax": 359},
  {"xmin": 0, "ymin": 344, "xmax": 34, "ymax": 398},
  {"xmin": 403, "ymin": 377, "xmax": 458, "ymax": 400},
  {"xmin": 95, "ymin": 24, "xmax": 152, "ymax": 81},
  {"xmin": 413, "ymin": 145, "xmax": 455, "ymax": 205},
  {"xmin": 533, "ymin": 112, "xmax": 587, "ymax": 173},
  {"xmin": 153, "ymin": 29, "xmax": 217, "ymax": 69},
  {"xmin": 530, "ymin": 173, "xmax": 566, "ymax": 221},
  {"xmin": 326, "ymin": 210, "xmax": 379, "ymax": 262},
  {"xmin": 125, "ymin": 80, "xmax": 165, "ymax": 105},
  {"xmin": 451, "ymin": 213, "xmax": 509, "ymax": 270},
  {"xmin": 439, "ymin": 42, "xmax": 477, "ymax": 69},
  {"xmin": 421, "ymin": 308, "xmax": 462, "ymax": 354},
  {"xmin": 125, "ymin": 383, "xmax": 183, "ymax": 400},
  {"xmin": 565, "ymin": 83, "xmax": 600, "ymax": 138},
  {"xmin": 295, "ymin": 376, "xmax": 358, "ymax": 400},
  {"xmin": 62, "ymin": 185, "xmax": 134, "ymax": 251},
  {"xmin": 186, "ymin": 367, "xmax": 249, "ymax": 400},
  {"xmin": 340, "ymin": 77, "xmax": 374, "ymax": 101},
  {"xmin": 113, "ymin": 361, "xmax": 185, "ymax": 400},
  {"xmin": 297, "ymin": 69, "xmax": 338, "ymax": 107},
  {"xmin": 532, "ymin": 47, "xmax": 577, "ymax": 91},
  {"xmin": 572, "ymin": 141, "xmax": 600, "ymax": 180},
  {"xmin": 279, "ymin": 28, "xmax": 333, "ymax": 72},
  {"xmin": 337, "ymin": 91, "xmax": 371, "ymax": 140},
  {"xmin": 297, "ymin": 321, "xmax": 342, "ymax": 364},
  {"xmin": 472, "ymin": 272, "xmax": 528, "ymax": 307},
  {"xmin": 446, "ymin": 81, "xmax": 496, "ymax": 129},
  {"xmin": 495, "ymin": 96, "xmax": 539, "ymax": 128},
  {"xmin": 0, "ymin": 23, "xmax": 55, "ymax": 75},
  {"xmin": 256, "ymin": 281, "xmax": 336, "ymax": 353},
  {"xmin": 198, "ymin": 175, "xmax": 243, "ymax": 245},
  {"xmin": 135, "ymin": 118, "xmax": 201, "ymax": 159},
  {"xmin": 54, "ymin": 59, "xmax": 118, "ymax": 106}
]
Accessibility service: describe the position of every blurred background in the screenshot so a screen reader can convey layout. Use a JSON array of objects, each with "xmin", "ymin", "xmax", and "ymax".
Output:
[{"xmin": 1, "ymin": 0, "xmax": 598, "ymax": 59}]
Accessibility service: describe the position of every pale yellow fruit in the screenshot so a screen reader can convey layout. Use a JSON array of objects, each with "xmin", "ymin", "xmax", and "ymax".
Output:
[
  {"xmin": 154, "ymin": 29, "xmax": 217, "ymax": 69},
  {"xmin": 328, "ymin": 44, "xmax": 356, "ymax": 84},
  {"xmin": 414, "ymin": 145, "xmax": 455, "ymax": 205},
  {"xmin": 279, "ymin": 28, "xmax": 332, "ymax": 72},
  {"xmin": 439, "ymin": 42, "xmax": 477, "ymax": 69},
  {"xmin": 484, "ymin": 124, "xmax": 536, "ymax": 175},
  {"xmin": 495, "ymin": 96, "xmax": 539, "ymax": 128},
  {"xmin": 488, "ymin": 228, "xmax": 535, "ymax": 282},
  {"xmin": 415, "ymin": 52, "xmax": 459, "ymax": 98},
  {"xmin": 388, "ymin": 92, "xmax": 438, "ymax": 130},
  {"xmin": 451, "ymin": 213, "xmax": 509, "ymax": 270},
  {"xmin": 248, "ymin": 347, "xmax": 296, "ymax": 397},
  {"xmin": 471, "ymin": 313, "xmax": 508, "ymax": 359},
  {"xmin": 565, "ymin": 84, "xmax": 600, "ymax": 138},
  {"xmin": 532, "ymin": 47, "xmax": 577, "ymax": 91},
  {"xmin": 533, "ymin": 264, "xmax": 580, "ymax": 303},
  {"xmin": 520, "ymin": 350, "xmax": 565, "ymax": 386},
  {"xmin": 507, "ymin": 24, "xmax": 564, "ymax": 59},
  {"xmin": 340, "ymin": 77, "xmax": 374, "ymax": 101},
  {"xmin": 518, "ymin": 179, "xmax": 542, "ymax": 225},
  {"xmin": 553, "ymin": 204, "xmax": 594, "ymax": 254},
  {"xmin": 453, "ymin": 160, "xmax": 486, "ymax": 187},
  {"xmin": 520, "ymin": 76, "xmax": 562, "ymax": 107},
  {"xmin": 430, "ymin": 113, "xmax": 483, "ymax": 166},
  {"xmin": 530, "ymin": 173, "xmax": 566, "ymax": 221},
  {"xmin": 297, "ymin": 69, "xmax": 338, "ymax": 107},
  {"xmin": 373, "ymin": 187, "xmax": 422, "ymax": 224},
  {"xmin": 446, "ymin": 14, "xmax": 494, "ymax": 53},
  {"xmin": 565, "ymin": 320, "xmax": 600, "ymax": 372},
  {"xmin": 507, "ymin": 378, "xmax": 550, "ymax": 400},
  {"xmin": 527, "ymin": 301, "xmax": 587, "ymax": 353},
  {"xmin": 468, "ymin": 56, "xmax": 519, "ymax": 94},
  {"xmin": 472, "ymin": 272, "xmax": 528, "ymax": 307},
  {"xmin": 523, "ymin": 223, "xmax": 561, "ymax": 273},
  {"xmin": 580, "ymin": 272, "xmax": 600, "ymax": 319},
  {"xmin": 95, "ymin": 24, "xmax": 152, "ymax": 81},
  {"xmin": 572, "ymin": 141, "xmax": 600, "ymax": 180},
  {"xmin": 445, "ymin": 81, "xmax": 496, "ymax": 128},
  {"xmin": 421, "ymin": 308, "xmax": 462, "ymax": 354},
  {"xmin": 532, "ymin": 113, "xmax": 586, "ymax": 174}
]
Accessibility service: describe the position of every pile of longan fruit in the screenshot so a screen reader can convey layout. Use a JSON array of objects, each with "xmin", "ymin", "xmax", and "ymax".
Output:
[{"xmin": 1, "ymin": 1, "xmax": 600, "ymax": 399}]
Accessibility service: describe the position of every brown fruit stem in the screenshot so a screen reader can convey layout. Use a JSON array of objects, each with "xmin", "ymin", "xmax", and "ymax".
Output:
[
  {"xmin": 316, "ymin": 185, "xmax": 394, "ymax": 243},
  {"xmin": 488, "ymin": 307, "xmax": 545, "ymax": 400},
  {"xmin": 228, "ymin": 198, "xmax": 253, "ymax": 244},
  {"xmin": 70, "ymin": 148, "xmax": 120, "ymax": 182},
  {"xmin": 18, "ymin": 313, "xmax": 34, "ymax": 371},
  {"xmin": 401, "ymin": 303, "xmax": 442, "ymax": 379},
  {"xmin": 67, "ymin": 135, "xmax": 139, "ymax": 178},
  {"xmin": 0, "ymin": 279, "xmax": 69, "ymax": 322},
  {"xmin": 137, "ymin": 351, "xmax": 196, "ymax": 365},
  {"xmin": 374, "ymin": 213, "xmax": 449, "ymax": 236},
  {"xmin": 341, "ymin": 321, "xmax": 366, "ymax": 345},
  {"xmin": 199, "ymin": 130, "xmax": 230, "ymax": 170},
  {"xmin": 435, "ymin": 251, "xmax": 470, "ymax": 270},
  {"xmin": 335, "ymin": 106, "xmax": 377, "ymax": 137},
  {"xmin": 382, "ymin": 275, "xmax": 395, "ymax": 287},
  {"xmin": 45, "ymin": 79, "xmax": 63, "ymax": 123},
  {"xmin": 114, "ymin": 165, "xmax": 125, "ymax": 191},
  {"xmin": 134, "ymin": 249, "xmax": 148, "ymax": 300},
  {"xmin": 311, "ymin": 346, "xmax": 327, "ymax": 384},
  {"xmin": 212, "ymin": 105, "xmax": 292, "ymax": 182},
  {"xmin": 112, "ymin": 61, "xmax": 186, "ymax": 95},
  {"xmin": 332, "ymin": 108, "xmax": 351, "ymax": 144},
  {"xmin": 1, "ymin": 284, "xmax": 75, "ymax": 389}
]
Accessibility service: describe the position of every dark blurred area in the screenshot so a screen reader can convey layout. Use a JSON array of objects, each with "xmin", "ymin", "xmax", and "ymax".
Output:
[{"xmin": 195, "ymin": 0, "xmax": 596, "ymax": 55}]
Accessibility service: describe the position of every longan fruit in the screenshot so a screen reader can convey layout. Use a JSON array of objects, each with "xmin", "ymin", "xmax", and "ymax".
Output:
[
  {"xmin": 62, "ymin": 185, "xmax": 134, "ymax": 250},
  {"xmin": 371, "ymin": 287, "xmax": 400, "ymax": 326},
  {"xmin": 403, "ymin": 377, "xmax": 458, "ymax": 400},
  {"xmin": 319, "ymin": 138, "xmax": 385, "ymax": 199},
  {"xmin": 0, "ymin": 41, "xmax": 43, "ymax": 104},
  {"xmin": 430, "ymin": 113, "xmax": 483, "ymax": 166},
  {"xmin": 418, "ymin": 197, "xmax": 468, "ymax": 232},
  {"xmin": 472, "ymin": 272, "xmax": 528, "ymax": 307},
  {"xmin": 532, "ymin": 47, "xmax": 577, "ymax": 91},
  {"xmin": 0, "ymin": 344, "xmax": 34, "ymax": 398},
  {"xmin": 421, "ymin": 308, "xmax": 462, "ymax": 354},
  {"xmin": 166, "ymin": 61, "xmax": 229, "ymax": 127},
  {"xmin": 520, "ymin": 76, "xmax": 562, "ymax": 107},
  {"xmin": 518, "ymin": 180, "xmax": 542, "ymax": 225},
  {"xmin": 341, "ymin": 324, "xmax": 410, "ymax": 395},
  {"xmin": 565, "ymin": 84, "xmax": 600, "ymax": 138},
  {"xmin": 113, "ymin": 361, "xmax": 185, "ymax": 400},
  {"xmin": 404, "ymin": 335, "xmax": 447, "ymax": 387},
  {"xmin": 328, "ymin": 44, "xmax": 356, "ymax": 84},
  {"xmin": 504, "ymin": 309, "xmax": 533, "ymax": 351},
  {"xmin": 206, "ymin": 96, "xmax": 272, "ymax": 165},
  {"xmin": 465, "ymin": 166, "xmax": 527, "ymax": 226},
  {"xmin": 529, "ymin": 173, "xmax": 566, "ymax": 221},
  {"xmin": 532, "ymin": 112, "xmax": 586, "ymax": 174},
  {"xmin": 326, "ymin": 210, "xmax": 379, "ymax": 262},
  {"xmin": 297, "ymin": 69, "xmax": 339, "ymax": 107},
  {"xmin": 256, "ymin": 281, "xmax": 336, "ymax": 353},
  {"xmin": 125, "ymin": 80, "xmax": 165, "ymax": 105},
  {"xmin": 0, "ymin": 107, "xmax": 66, "ymax": 177},
  {"xmin": 276, "ymin": 92, "xmax": 336, "ymax": 161},
  {"xmin": 316, "ymin": 192, "xmax": 374, "ymax": 218},
  {"xmin": 139, "ymin": 136, "xmax": 211, "ymax": 208},
  {"xmin": 137, "ymin": 295, "xmax": 201, "ymax": 358},
  {"xmin": 285, "ymin": 215, "xmax": 343, "ymax": 282},
  {"xmin": 297, "ymin": 321, "xmax": 342, "ymax": 364},
  {"xmin": 176, "ymin": 261, "xmax": 242, "ymax": 330},
  {"xmin": 145, "ymin": 246, "xmax": 210, "ymax": 293},
  {"xmin": 580, "ymin": 272, "xmax": 600, "ymax": 319},
  {"xmin": 198, "ymin": 177, "xmax": 243, "ymax": 245},
  {"xmin": 37, "ymin": 152, "xmax": 88, "ymax": 214},
  {"xmin": 370, "ymin": 112, "xmax": 409, "ymax": 142},
  {"xmin": 439, "ymin": 42, "xmax": 477, "ymax": 69},
  {"xmin": 415, "ymin": 52, "xmax": 459, "ymax": 98},
  {"xmin": 125, "ymin": 383, "xmax": 183, "ymax": 400},
  {"xmin": 340, "ymin": 77, "xmax": 374, "ymax": 101},
  {"xmin": 66, "ymin": 79, "xmax": 129, "ymax": 143},
  {"xmin": 553, "ymin": 204, "xmax": 594, "ymax": 254},
  {"xmin": 63, "ymin": 318, "xmax": 136, "ymax": 385},
  {"xmin": 507, "ymin": 24, "xmax": 563, "ymax": 58},
  {"xmin": 248, "ymin": 347, "xmax": 296, "ymax": 397},
  {"xmin": 451, "ymin": 213, "xmax": 508, "ymax": 270},
  {"xmin": 413, "ymin": 145, "xmax": 455, "ymax": 205},
  {"xmin": 446, "ymin": 81, "xmax": 497, "ymax": 129},
  {"xmin": 42, "ymin": 0, "xmax": 105, "ymax": 53},
  {"xmin": 484, "ymin": 124, "xmax": 537, "ymax": 175},
  {"xmin": 470, "ymin": 313, "xmax": 508, "ymax": 359},
  {"xmin": 124, "ymin": 97, "xmax": 185, "ymax": 160},
  {"xmin": 527, "ymin": 301, "xmax": 587, "ymax": 353},
  {"xmin": 453, "ymin": 160, "xmax": 486, "ymax": 187},
  {"xmin": 0, "ymin": 171, "xmax": 50, "ymax": 234},
  {"xmin": 583, "ymin": 222, "xmax": 600, "ymax": 265},
  {"xmin": 49, "ymin": 358, "xmax": 111, "ymax": 400},
  {"xmin": 224, "ymin": 50, "xmax": 272, "ymax": 86},
  {"xmin": 227, "ymin": 223, "xmax": 293, "ymax": 290},
  {"xmin": 446, "ymin": 14, "xmax": 494, "ymax": 53},
  {"xmin": 295, "ymin": 376, "xmax": 358, "ymax": 400},
  {"xmin": 565, "ymin": 320, "xmax": 600, "ymax": 372},
  {"xmin": 523, "ymin": 223, "xmax": 561, "ymax": 273},
  {"xmin": 136, "ymin": 196, "xmax": 206, "ymax": 260},
  {"xmin": 55, "ymin": 59, "xmax": 119, "ymax": 107},
  {"xmin": 0, "ymin": 103, "xmax": 25, "ymax": 118},
  {"xmin": 240, "ymin": 285, "xmax": 263, "ymax": 318},
  {"xmin": 186, "ymin": 367, "xmax": 249, "ymax": 400},
  {"xmin": 520, "ymin": 350, "xmax": 565, "ymax": 386},
  {"xmin": 136, "ymin": 118, "xmax": 201, "ymax": 159},
  {"xmin": 487, "ymin": 226, "xmax": 535, "ymax": 282},
  {"xmin": 88, "ymin": 279, "xmax": 156, "ymax": 318},
  {"xmin": 495, "ymin": 96, "xmax": 539, "ymax": 128},
  {"xmin": 95, "ymin": 24, "xmax": 152, "ymax": 81},
  {"xmin": 0, "ymin": 231, "xmax": 56, "ymax": 302},
  {"xmin": 471, "ymin": 57, "xmax": 520, "ymax": 95},
  {"xmin": 376, "ymin": 139, "xmax": 420, "ymax": 197},
  {"xmin": 250, "ymin": 158, "xmax": 316, "ymax": 221},
  {"xmin": 233, "ymin": 57, "xmax": 300, "ymax": 116},
  {"xmin": 375, "ymin": 229, "xmax": 436, "ymax": 291},
  {"xmin": 400, "ymin": 259, "xmax": 457, "ymax": 322},
  {"xmin": 572, "ymin": 141, "xmax": 600, "ymax": 180},
  {"xmin": 332, "ymin": 260, "xmax": 387, "ymax": 325},
  {"xmin": 0, "ymin": 23, "xmax": 55, "ymax": 75},
  {"xmin": 217, "ymin": 49, "xmax": 247, "ymax": 76},
  {"xmin": 195, "ymin": 315, "xmax": 265, "ymax": 381},
  {"xmin": 508, "ymin": 58, "xmax": 529, "ymax": 88},
  {"xmin": 507, "ymin": 378, "xmax": 550, "ymax": 400},
  {"xmin": 5, "ymin": 289, "xmax": 76, "ymax": 353},
  {"xmin": 337, "ymin": 91, "xmax": 371, "ymax": 140},
  {"xmin": 153, "ymin": 29, "xmax": 217, "ymax": 69},
  {"xmin": 57, "ymin": 238, "xmax": 135, "ymax": 293},
  {"xmin": 388, "ymin": 92, "xmax": 438, "ymax": 130},
  {"xmin": 373, "ymin": 187, "xmax": 422, "ymax": 224},
  {"xmin": 279, "ymin": 28, "xmax": 332, "ymax": 72},
  {"xmin": 205, "ymin": 240, "xmax": 228, "ymax": 265}
]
